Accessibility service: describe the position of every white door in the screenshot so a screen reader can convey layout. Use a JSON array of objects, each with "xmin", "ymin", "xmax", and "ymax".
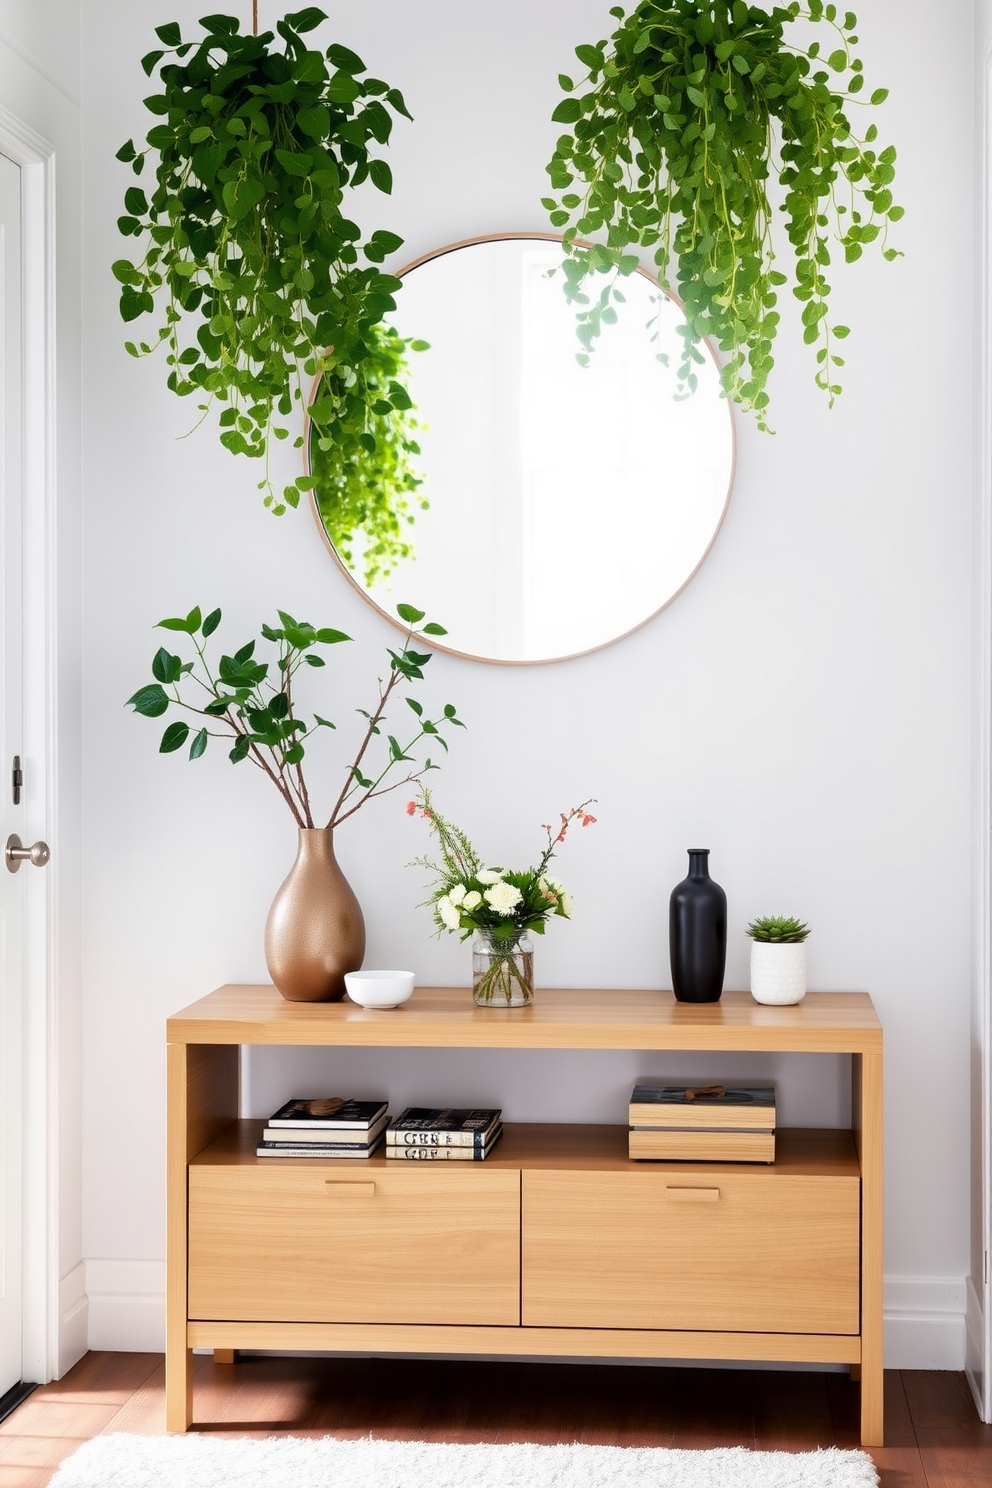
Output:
[{"xmin": 0, "ymin": 148, "xmax": 26, "ymax": 1397}]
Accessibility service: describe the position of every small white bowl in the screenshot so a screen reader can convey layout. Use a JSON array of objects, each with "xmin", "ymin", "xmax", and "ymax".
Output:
[{"xmin": 344, "ymin": 970, "xmax": 415, "ymax": 1009}]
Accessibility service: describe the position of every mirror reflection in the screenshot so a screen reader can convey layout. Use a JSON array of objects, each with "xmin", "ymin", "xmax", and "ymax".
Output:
[{"xmin": 309, "ymin": 235, "xmax": 735, "ymax": 664}]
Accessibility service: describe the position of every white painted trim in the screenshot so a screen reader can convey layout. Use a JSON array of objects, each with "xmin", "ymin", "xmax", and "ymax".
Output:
[
  {"xmin": 85, "ymin": 1261, "xmax": 166, "ymax": 1354},
  {"xmin": 57, "ymin": 1263, "xmax": 87, "ymax": 1379},
  {"xmin": 975, "ymin": 40, "xmax": 992, "ymax": 1428},
  {"xmin": 967, "ymin": 1274, "xmax": 986, "ymax": 1418},
  {"xmin": 0, "ymin": 104, "xmax": 58, "ymax": 1387},
  {"xmin": 884, "ymin": 1276, "xmax": 967, "ymax": 1370}
]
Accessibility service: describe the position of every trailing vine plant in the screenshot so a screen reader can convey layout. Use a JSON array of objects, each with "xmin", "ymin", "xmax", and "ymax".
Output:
[
  {"xmin": 113, "ymin": 6, "xmax": 424, "ymax": 567},
  {"xmin": 544, "ymin": 1, "xmax": 903, "ymax": 428}
]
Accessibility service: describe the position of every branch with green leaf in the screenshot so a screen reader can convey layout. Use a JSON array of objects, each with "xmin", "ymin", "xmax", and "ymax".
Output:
[
  {"xmin": 125, "ymin": 602, "xmax": 465, "ymax": 829},
  {"xmin": 544, "ymin": 0, "xmax": 903, "ymax": 429},
  {"xmin": 113, "ymin": 6, "xmax": 426, "ymax": 568}
]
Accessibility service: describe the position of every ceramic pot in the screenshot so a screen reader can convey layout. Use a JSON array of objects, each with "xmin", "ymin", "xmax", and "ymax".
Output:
[
  {"xmin": 669, "ymin": 848, "xmax": 727, "ymax": 1003},
  {"xmin": 264, "ymin": 828, "xmax": 366, "ymax": 1002},
  {"xmin": 472, "ymin": 928, "xmax": 534, "ymax": 1007},
  {"xmin": 749, "ymin": 940, "xmax": 806, "ymax": 1005}
]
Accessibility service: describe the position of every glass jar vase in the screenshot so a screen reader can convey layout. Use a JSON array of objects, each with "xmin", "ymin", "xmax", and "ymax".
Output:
[{"xmin": 472, "ymin": 928, "xmax": 534, "ymax": 1007}]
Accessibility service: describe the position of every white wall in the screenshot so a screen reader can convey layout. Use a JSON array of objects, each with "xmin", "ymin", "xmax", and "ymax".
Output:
[
  {"xmin": 1, "ymin": 0, "xmax": 86, "ymax": 1377},
  {"xmin": 80, "ymin": 0, "xmax": 976, "ymax": 1366}
]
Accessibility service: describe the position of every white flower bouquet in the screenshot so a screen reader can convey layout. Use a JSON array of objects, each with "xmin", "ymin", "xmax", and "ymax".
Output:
[{"xmin": 408, "ymin": 790, "xmax": 596, "ymax": 1004}]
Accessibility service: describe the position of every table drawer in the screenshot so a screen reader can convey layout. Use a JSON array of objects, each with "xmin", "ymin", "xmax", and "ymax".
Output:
[
  {"xmin": 189, "ymin": 1164, "xmax": 520, "ymax": 1325},
  {"xmin": 522, "ymin": 1169, "xmax": 860, "ymax": 1334}
]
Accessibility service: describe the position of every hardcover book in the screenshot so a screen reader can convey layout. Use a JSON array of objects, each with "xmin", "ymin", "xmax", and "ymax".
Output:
[
  {"xmin": 260, "ymin": 1112, "xmax": 389, "ymax": 1147},
  {"xmin": 628, "ymin": 1127, "xmax": 775, "ymax": 1163},
  {"xmin": 629, "ymin": 1083, "xmax": 775, "ymax": 1130},
  {"xmin": 385, "ymin": 1126, "xmax": 503, "ymax": 1160},
  {"xmin": 256, "ymin": 1133, "xmax": 386, "ymax": 1159},
  {"xmin": 266, "ymin": 1097, "xmax": 389, "ymax": 1130},
  {"xmin": 386, "ymin": 1107, "xmax": 502, "ymax": 1147}
]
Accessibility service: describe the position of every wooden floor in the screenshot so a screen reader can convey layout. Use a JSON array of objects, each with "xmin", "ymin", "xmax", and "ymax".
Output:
[{"xmin": 0, "ymin": 1352, "xmax": 990, "ymax": 1486}]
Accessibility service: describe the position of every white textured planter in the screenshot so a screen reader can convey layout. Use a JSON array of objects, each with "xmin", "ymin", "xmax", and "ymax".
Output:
[{"xmin": 749, "ymin": 940, "xmax": 806, "ymax": 1005}]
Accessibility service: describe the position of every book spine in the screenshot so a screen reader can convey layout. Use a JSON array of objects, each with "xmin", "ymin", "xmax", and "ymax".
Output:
[
  {"xmin": 386, "ymin": 1127, "xmax": 495, "ymax": 1148},
  {"xmin": 256, "ymin": 1136, "xmax": 384, "ymax": 1158},
  {"xmin": 627, "ymin": 1105, "xmax": 776, "ymax": 1130},
  {"xmin": 261, "ymin": 1136, "xmax": 374, "ymax": 1149},
  {"xmin": 384, "ymin": 1142, "xmax": 498, "ymax": 1161}
]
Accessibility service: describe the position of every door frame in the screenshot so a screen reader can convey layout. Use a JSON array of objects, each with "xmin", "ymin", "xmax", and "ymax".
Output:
[
  {"xmin": 0, "ymin": 103, "xmax": 58, "ymax": 1385},
  {"xmin": 973, "ymin": 43, "xmax": 992, "ymax": 1429}
]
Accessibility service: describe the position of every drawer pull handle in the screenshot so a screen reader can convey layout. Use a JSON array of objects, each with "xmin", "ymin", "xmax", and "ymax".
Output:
[
  {"xmin": 324, "ymin": 1181, "xmax": 376, "ymax": 1197},
  {"xmin": 665, "ymin": 1186, "xmax": 720, "ymax": 1202}
]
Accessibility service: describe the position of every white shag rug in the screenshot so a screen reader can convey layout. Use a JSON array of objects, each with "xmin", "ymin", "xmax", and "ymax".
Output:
[{"xmin": 49, "ymin": 1432, "xmax": 879, "ymax": 1488}]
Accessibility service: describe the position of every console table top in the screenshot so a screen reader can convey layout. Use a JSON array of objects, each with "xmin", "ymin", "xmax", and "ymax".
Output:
[{"xmin": 167, "ymin": 984, "xmax": 881, "ymax": 1053}]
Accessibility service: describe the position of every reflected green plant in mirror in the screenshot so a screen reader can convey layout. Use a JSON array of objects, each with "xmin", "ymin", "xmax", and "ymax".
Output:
[
  {"xmin": 307, "ymin": 322, "xmax": 429, "ymax": 587},
  {"xmin": 545, "ymin": 0, "xmax": 903, "ymax": 430}
]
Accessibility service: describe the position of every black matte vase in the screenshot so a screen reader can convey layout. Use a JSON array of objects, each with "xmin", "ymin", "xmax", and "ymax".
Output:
[{"xmin": 669, "ymin": 849, "xmax": 727, "ymax": 1003}]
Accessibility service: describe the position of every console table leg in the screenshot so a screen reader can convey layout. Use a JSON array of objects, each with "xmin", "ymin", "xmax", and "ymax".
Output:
[
  {"xmin": 854, "ymin": 1049, "xmax": 884, "ymax": 1446},
  {"xmin": 165, "ymin": 1346, "xmax": 193, "ymax": 1432},
  {"xmin": 213, "ymin": 1349, "xmax": 238, "ymax": 1364}
]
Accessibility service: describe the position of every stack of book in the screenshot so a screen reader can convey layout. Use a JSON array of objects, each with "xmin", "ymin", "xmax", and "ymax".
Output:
[
  {"xmin": 256, "ymin": 1096, "xmax": 389, "ymax": 1158},
  {"xmin": 628, "ymin": 1081, "xmax": 776, "ymax": 1163},
  {"xmin": 385, "ymin": 1107, "xmax": 503, "ymax": 1160}
]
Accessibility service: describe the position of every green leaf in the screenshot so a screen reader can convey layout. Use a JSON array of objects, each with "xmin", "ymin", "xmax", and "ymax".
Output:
[
  {"xmin": 126, "ymin": 684, "xmax": 169, "ymax": 718},
  {"xmin": 575, "ymin": 44, "xmax": 604, "ymax": 70},
  {"xmin": 153, "ymin": 22, "xmax": 181, "ymax": 46},
  {"xmin": 326, "ymin": 41, "xmax": 365, "ymax": 70},
  {"xmin": 159, "ymin": 720, "xmax": 190, "ymax": 753},
  {"xmin": 870, "ymin": 88, "xmax": 889, "ymax": 105},
  {"xmin": 369, "ymin": 159, "xmax": 393, "ymax": 193},
  {"xmin": 551, "ymin": 97, "xmax": 582, "ymax": 124},
  {"xmin": 285, "ymin": 7, "xmax": 327, "ymax": 33},
  {"xmin": 396, "ymin": 603, "xmax": 426, "ymax": 624},
  {"xmin": 151, "ymin": 647, "xmax": 183, "ymax": 683},
  {"xmin": 189, "ymin": 728, "xmax": 208, "ymax": 760},
  {"xmin": 274, "ymin": 148, "xmax": 314, "ymax": 178},
  {"xmin": 229, "ymin": 736, "xmax": 250, "ymax": 763},
  {"xmin": 157, "ymin": 613, "xmax": 198, "ymax": 634}
]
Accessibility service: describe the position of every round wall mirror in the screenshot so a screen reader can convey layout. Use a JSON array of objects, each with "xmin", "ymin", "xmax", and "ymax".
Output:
[{"xmin": 308, "ymin": 234, "xmax": 735, "ymax": 664}]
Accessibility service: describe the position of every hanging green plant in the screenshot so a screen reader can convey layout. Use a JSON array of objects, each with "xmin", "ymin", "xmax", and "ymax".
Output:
[
  {"xmin": 113, "ymin": 6, "xmax": 419, "ymax": 530},
  {"xmin": 308, "ymin": 322, "xmax": 428, "ymax": 588},
  {"xmin": 544, "ymin": 0, "xmax": 903, "ymax": 429}
]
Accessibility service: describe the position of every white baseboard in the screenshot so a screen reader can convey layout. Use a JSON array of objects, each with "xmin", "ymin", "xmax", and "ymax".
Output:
[
  {"xmin": 965, "ymin": 1273, "xmax": 989, "ymax": 1420},
  {"xmin": 83, "ymin": 1262, "xmax": 971, "ymax": 1371},
  {"xmin": 85, "ymin": 1259, "xmax": 166, "ymax": 1353},
  {"xmin": 58, "ymin": 1262, "xmax": 88, "ymax": 1378},
  {"xmin": 884, "ymin": 1275, "xmax": 967, "ymax": 1369}
]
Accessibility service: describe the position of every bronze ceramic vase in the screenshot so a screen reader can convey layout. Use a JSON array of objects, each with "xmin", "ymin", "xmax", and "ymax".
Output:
[{"xmin": 264, "ymin": 828, "xmax": 366, "ymax": 1002}]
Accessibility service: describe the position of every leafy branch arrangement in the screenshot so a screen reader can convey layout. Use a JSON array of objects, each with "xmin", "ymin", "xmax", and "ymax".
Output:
[
  {"xmin": 746, "ymin": 914, "xmax": 810, "ymax": 942},
  {"xmin": 113, "ymin": 7, "xmax": 423, "ymax": 556},
  {"xmin": 544, "ymin": 0, "xmax": 903, "ymax": 428},
  {"xmin": 126, "ymin": 602, "xmax": 465, "ymax": 829}
]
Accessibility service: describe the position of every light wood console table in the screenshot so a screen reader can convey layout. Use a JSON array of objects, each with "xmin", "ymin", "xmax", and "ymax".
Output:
[{"xmin": 166, "ymin": 984, "xmax": 883, "ymax": 1443}]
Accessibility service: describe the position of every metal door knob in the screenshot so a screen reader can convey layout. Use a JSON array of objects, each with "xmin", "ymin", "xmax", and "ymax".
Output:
[{"xmin": 5, "ymin": 834, "xmax": 51, "ymax": 873}]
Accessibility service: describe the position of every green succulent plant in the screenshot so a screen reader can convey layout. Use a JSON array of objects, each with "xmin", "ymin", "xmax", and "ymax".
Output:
[
  {"xmin": 746, "ymin": 915, "xmax": 810, "ymax": 942},
  {"xmin": 544, "ymin": 0, "xmax": 903, "ymax": 430}
]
